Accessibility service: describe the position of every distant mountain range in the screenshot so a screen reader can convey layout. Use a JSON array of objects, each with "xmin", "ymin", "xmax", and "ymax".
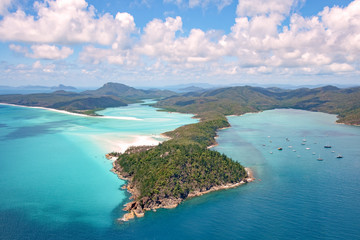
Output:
[
  {"xmin": 83, "ymin": 82, "xmax": 174, "ymax": 100},
  {"xmin": 155, "ymin": 85, "xmax": 360, "ymax": 125},
  {"xmin": 1, "ymin": 82, "xmax": 359, "ymax": 124},
  {"xmin": 0, "ymin": 82, "xmax": 176, "ymax": 115},
  {"xmin": 0, "ymin": 84, "xmax": 77, "ymax": 91}
]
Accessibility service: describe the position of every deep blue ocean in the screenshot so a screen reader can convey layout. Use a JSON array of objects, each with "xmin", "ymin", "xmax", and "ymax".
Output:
[{"xmin": 0, "ymin": 104, "xmax": 359, "ymax": 239}]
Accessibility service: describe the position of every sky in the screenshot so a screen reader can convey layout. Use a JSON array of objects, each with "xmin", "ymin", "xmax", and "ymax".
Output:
[{"xmin": 0, "ymin": 0, "xmax": 359, "ymax": 87}]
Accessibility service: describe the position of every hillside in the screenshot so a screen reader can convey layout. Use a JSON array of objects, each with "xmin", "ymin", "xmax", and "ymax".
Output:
[
  {"xmin": 110, "ymin": 113, "xmax": 251, "ymax": 220},
  {"xmin": 83, "ymin": 82, "xmax": 175, "ymax": 101},
  {"xmin": 0, "ymin": 83, "xmax": 176, "ymax": 115},
  {"xmin": 155, "ymin": 85, "xmax": 360, "ymax": 125}
]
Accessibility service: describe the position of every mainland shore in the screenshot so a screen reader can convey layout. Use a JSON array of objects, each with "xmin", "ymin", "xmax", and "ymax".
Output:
[{"xmin": 0, "ymin": 103, "xmax": 142, "ymax": 121}]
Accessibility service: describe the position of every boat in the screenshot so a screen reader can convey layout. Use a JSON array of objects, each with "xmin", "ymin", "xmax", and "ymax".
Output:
[
  {"xmin": 324, "ymin": 145, "xmax": 332, "ymax": 148},
  {"xmin": 278, "ymin": 147, "xmax": 283, "ymax": 151},
  {"xmin": 301, "ymin": 143, "xmax": 306, "ymax": 145},
  {"xmin": 317, "ymin": 154, "xmax": 323, "ymax": 161},
  {"xmin": 336, "ymin": 155, "xmax": 343, "ymax": 158},
  {"xmin": 306, "ymin": 148, "xmax": 310, "ymax": 150}
]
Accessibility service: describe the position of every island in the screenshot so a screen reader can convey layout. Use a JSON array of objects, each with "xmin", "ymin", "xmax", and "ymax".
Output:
[
  {"xmin": 108, "ymin": 114, "xmax": 254, "ymax": 221},
  {"xmin": 1, "ymin": 82, "xmax": 359, "ymax": 221}
]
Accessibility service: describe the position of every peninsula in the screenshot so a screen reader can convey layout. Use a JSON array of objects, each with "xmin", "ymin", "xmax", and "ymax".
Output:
[
  {"xmin": 1, "ymin": 82, "xmax": 359, "ymax": 221},
  {"xmin": 108, "ymin": 114, "xmax": 254, "ymax": 221}
]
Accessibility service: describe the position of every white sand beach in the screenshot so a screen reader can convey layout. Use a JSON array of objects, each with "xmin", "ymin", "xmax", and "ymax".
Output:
[{"xmin": 0, "ymin": 103, "xmax": 142, "ymax": 121}]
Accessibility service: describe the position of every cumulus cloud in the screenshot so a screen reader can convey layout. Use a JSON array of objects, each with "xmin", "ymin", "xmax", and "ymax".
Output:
[
  {"xmin": 135, "ymin": 16, "xmax": 225, "ymax": 64},
  {"xmin": 210, "ymin": 0, "xmax": 360, "ymax": 75},
  {"xmin": 3, "ymin": 0, "xmax": 360, "ymax": 82},
  {"xmin": 165, "ymin": 0, "xmax": 232, "ymax": 10},
  {"xmin": 236, "ymin": 0, "xmax": 296, "ymax": 17},
  {"xmin": 10, "ymin": 44, "xmax": 73, "ymax": 59},
  {"xmin": 79, "ymin": 0, "xmax": 360, "ymax": 78},
  {"xmin": 328, "ymin": 63, "xmax": 354, "ymax": 72},
  {"xmin": 0, "ymin": 0, "xmax": 136, "ymax": 46},
  {"xmin": 30, "ymin": 45, "xmax": 74, "ymax": 59},
  {"xmin": 0, "ymin": 0, "xmax": 12, "ymax": 15},
  {"xmin": 79, "ymin": 45, "xmax": 138, "ymax": 66}
]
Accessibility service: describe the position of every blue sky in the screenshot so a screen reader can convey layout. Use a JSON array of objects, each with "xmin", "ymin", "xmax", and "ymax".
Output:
[{"xmin": 0, "ymin": 0, "xmax": 359, "ymax": 87}]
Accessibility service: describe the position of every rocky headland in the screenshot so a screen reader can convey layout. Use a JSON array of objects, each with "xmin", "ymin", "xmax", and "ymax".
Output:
[{"xmin": 109, "ymin": 150, "xmax": 254, "ymax": 222}]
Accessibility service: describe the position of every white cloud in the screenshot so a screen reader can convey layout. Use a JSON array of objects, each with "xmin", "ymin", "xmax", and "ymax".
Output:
[
  {"xmin": 10, "ymin": 44, "xmax": 73, "ymax": 59},
  {"xmin": 236, "ymin": 0, "xmax": 297, "ymax": 17},
  {"xmin": 32, "ymin": 60, "xmax": 42, "ymax": 69},
  {"xmin": 9, "ymin": 44, "xmax": 28, "ymax": 54},
  {"xmin": 79, "ymin": 45, "xmax": 138, "ymax": 66},
  {"xmin": 166, "ymin": 0, "xmax": 232, "ymax": 10},
  {"xmin": 0, "ymin": 0, "xmax": 136, "ymax": 46},
  {"xmin": 0, "ymin": 0, "xmax": 12, "ymax": 15},
  {"xmin": 30, "ymin": 45, "xmax": 73, "ymax": 59},
  {"xmin": 329, "ymin": 63, "xmax": 354, "ymax": 72},
  {"xmin": 3, "ymin": 0, "xmax": 360, "ymax": 84}
]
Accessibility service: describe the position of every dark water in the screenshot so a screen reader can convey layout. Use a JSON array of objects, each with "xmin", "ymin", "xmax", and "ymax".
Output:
[{"xmin": 1, "ymin": 108, "xmax": 359, "ymax": 239}]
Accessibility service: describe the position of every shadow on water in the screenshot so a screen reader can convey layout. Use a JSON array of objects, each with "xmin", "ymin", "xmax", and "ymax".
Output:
[{"xmin": 2, "ymin": 120, "xmax": 73, "ymax": 140}]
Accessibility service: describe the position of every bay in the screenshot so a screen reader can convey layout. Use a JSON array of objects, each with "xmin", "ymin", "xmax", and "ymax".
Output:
[{"xmin": 0, "ymin": 106, "xmax": 359, "ymax": 240}]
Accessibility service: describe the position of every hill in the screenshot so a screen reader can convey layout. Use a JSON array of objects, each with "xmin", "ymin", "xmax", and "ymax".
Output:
[
  {"xmin": 83, "ymin": 82, "xmax": 175, "ymax": 101},
  {"xmin": 0, "ymin": 83, "xmax": 176, "ymax": 115},
  {"xmin": 155, "ymin": 85, "xmax": 360, "ymax": 125},
  {"xmin": 110, "ymin": 113, "xmax": 251, "ymax": 221}
]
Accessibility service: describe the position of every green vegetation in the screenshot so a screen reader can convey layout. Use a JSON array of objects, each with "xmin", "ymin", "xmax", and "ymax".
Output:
[
  {"xmin": 118, "ymin": 143, "xmax": 245, "ymax": 204},
  {"xmin": 3, "ymin": 82, "xmax": 359, "ymax": 217},
  {"xmin": 0, "ymin": 83, "xmax": 176, "ymax": 116},
  {"xmin": 111, "ymin": 102, "xmax": 250, "ymax": 216},
  {"xmin": 163, "ymin": 113, "xmax": 229, "ymax": 147},
  {"xmin": 155, "ymin": 85, "xmax": 360, "ymax": 125},
  {"xmin": 106, "ymin": 84, "xmax": 360, "ymax": 217},
  {"xmin": 83, "ymin": 82, "xmax": 175, "ymax": 101}
]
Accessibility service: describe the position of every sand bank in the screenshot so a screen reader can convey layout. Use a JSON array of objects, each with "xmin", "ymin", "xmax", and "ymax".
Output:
[
  {"xmin": 0, "ymin": 103, "xmax": 142, "ymax": 121},
  {"xmin": 92, "ymin": 134, "xmax": 164, "ymax": 154}
]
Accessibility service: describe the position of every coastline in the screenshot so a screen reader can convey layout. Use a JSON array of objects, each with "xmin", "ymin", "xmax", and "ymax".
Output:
[
  {"xmin": 187, "ymin": 167, "xmax": 254, "ymax": 198},
  {"xmin": 207, "ymin": 126, "xmax": 231, "ymax": 149},
  {"xmin": 0, "ymin": 103, "xmax": 142, "ymax": 121},
  {"xmin": 110, "ymin": 158, "xmax": 254, "ymax": 222},
  {"xmin": 107, "ymin": 118, "xmax": 255, "ymax": 222},
  {"xmin": 95, "ymin": 134, "xmax": 163, "ymax": 154}
]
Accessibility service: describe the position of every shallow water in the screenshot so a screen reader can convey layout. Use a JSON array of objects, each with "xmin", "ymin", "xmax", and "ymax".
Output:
[
  {"xmin": 0, "ymin": 101, "xmax": 197, "ymax": 238},
  {"xmin": 0, "ymin": 107, "xmax": 359, "ymax": 240}
]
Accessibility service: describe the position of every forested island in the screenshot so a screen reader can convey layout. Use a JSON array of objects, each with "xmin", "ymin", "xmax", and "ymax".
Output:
[
  {"xmin": 108, "ymin": 113, "xmax": 253, "ymax": 221},
  {"xmin": 1, "ymin": 82, "xmax": 359, "ymax": 221}
]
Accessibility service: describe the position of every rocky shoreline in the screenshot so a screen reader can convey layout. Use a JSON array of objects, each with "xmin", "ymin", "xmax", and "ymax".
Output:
[
  {"xmin": 110, "ymin": 157, "xmax": 254, "ymax": 222},
  {"xmin": 206, "ymin": 126, "xmax": 230, "ymax": 149}
]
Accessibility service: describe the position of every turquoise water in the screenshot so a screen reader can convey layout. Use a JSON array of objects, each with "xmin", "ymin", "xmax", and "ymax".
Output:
[
  {"xmin": 0, "ymin": 101, "xmax": 197, "ymax": 238},
  {"xmin": 1, "ymin": 107, "xmax": 359, "ymax": 239}
]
